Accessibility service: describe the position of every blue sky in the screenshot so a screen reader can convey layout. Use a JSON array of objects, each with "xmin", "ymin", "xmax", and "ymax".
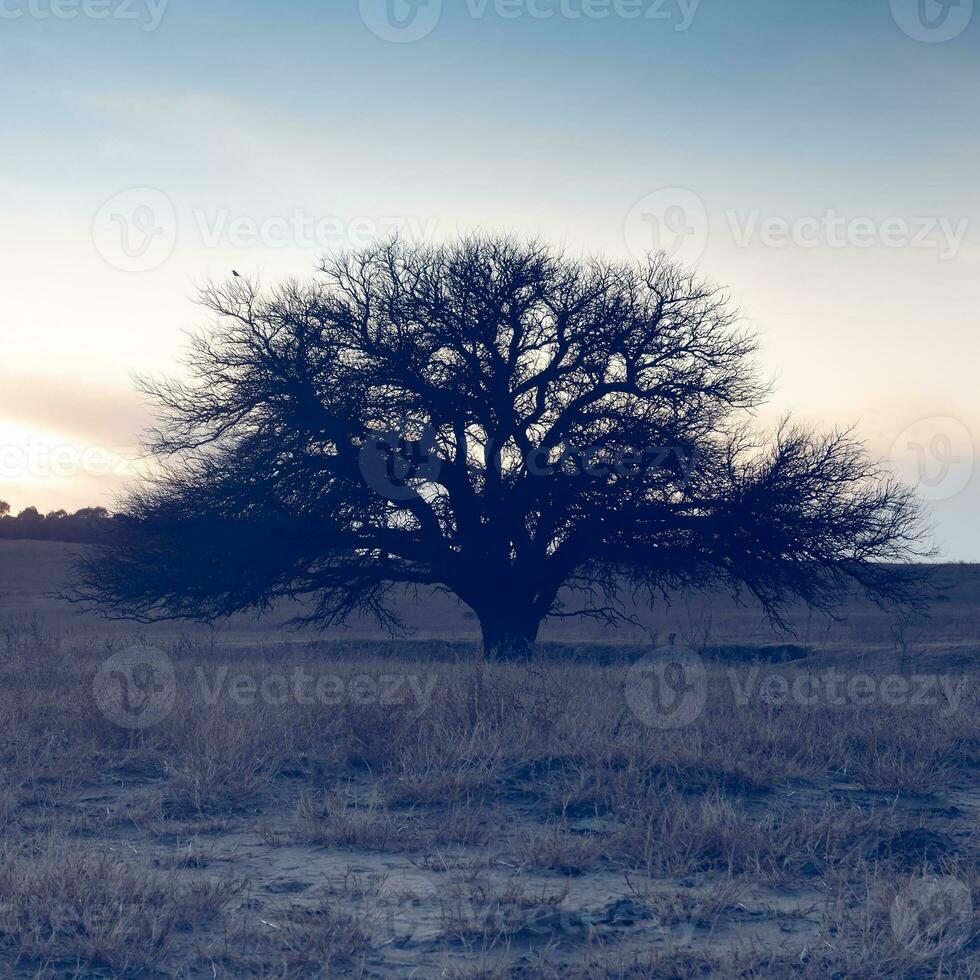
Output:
[{"xmin": 1, "ymin": 0, "xmax": 978, "ymax": 556}]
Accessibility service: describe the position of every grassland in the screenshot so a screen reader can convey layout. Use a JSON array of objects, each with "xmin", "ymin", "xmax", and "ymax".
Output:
[{"xmin": 0, "ymin": 540, "xmax": 978, "ymax": 977}]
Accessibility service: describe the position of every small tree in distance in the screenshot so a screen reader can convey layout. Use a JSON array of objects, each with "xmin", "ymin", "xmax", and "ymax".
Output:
[
  {"xmin": 0, "ymin": 501, "xmax": 9, "ymax": 518},
  {"xmin": 73, "ymin": 237, "xmax": 929, "ymax": 657}
]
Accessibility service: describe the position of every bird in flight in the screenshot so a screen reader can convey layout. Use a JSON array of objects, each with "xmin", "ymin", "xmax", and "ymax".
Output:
[{"xmin": 232, "ymin": 270, "xmax": 242, "ymax": 278}]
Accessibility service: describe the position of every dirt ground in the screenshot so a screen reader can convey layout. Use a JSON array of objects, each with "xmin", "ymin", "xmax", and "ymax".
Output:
[{"xmin": 0, "ymin": 542, "xmax": 978, "ymax": 977}]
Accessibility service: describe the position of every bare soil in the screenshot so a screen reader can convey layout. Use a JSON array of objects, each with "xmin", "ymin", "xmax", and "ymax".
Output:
[{"xmin": 0, "ymin": 541, "xmax": 977, "ymax": 977}]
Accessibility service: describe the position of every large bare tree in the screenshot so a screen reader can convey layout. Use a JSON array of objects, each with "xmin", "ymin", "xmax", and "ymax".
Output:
[{"xmin": 74, "ymin": 237, "xmax": 927, "ymax": 656}]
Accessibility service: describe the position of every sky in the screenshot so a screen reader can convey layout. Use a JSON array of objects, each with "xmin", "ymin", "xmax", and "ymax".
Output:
[{"xmin": 1, "ymin": 0, "xmax": 978, "ymax": 556}]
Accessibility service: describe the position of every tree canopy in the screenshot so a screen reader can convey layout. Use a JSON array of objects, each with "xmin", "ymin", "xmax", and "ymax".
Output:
[
  {"xmin": 73, "ymin": 237, "xmax": 928, "ymax": 655},
  {"xmin": 0, "ymin": 505, "xmax": 110, "ymax": 542}
]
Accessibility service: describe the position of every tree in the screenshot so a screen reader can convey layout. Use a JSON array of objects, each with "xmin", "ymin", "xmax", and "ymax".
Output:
[
  {"xmin": 0, "ymin": 501, "xmax": 9, "ymax": 518},
  {"xmin": 0, "ymin": 505, "xmax": 111, "ymax": 542},
  {"xmin": 73, "ymin": 237, "xmax": 928, "ymax": 656}
]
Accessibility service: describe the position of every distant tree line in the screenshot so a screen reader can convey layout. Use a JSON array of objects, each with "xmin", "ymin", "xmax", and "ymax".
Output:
[{"xmin": 0, "ymin": 502, "xmax": 112, "ymax": 542}]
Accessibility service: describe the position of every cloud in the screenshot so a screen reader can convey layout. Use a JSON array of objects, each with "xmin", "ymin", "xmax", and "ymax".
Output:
[{"xmin": 0, "ymin": 373, "xmax": 151, "ymax": 449}]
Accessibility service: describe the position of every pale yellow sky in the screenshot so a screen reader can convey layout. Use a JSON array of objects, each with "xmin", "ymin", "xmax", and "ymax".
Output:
[
  {"xmin": 2, "ymin": 215, "xmax": 976, "ymax": 556},
  {"xmin": 1, "ymin": 1, "xmax": 978, "ymax": 555}
]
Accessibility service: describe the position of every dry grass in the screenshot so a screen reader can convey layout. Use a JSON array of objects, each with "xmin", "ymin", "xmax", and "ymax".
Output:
[
  {"xmin": 0, "ymin": 840, "xmax": 238, "ymax": 975},
  {"xmin": 0, "ymin": 610, "xmax": 977, "ymax": 976}
]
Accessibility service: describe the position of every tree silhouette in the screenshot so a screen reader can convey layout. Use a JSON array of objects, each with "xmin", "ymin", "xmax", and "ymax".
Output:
[
  {"xmin": 0, "ymin": 505, "xmax": 110, "ymax": 542},
  {"xmin": 73, "ymin": 237, "xmax": 928, "ymax": 656}
]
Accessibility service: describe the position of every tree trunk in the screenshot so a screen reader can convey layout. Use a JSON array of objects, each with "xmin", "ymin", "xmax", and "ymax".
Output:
[{"xmin": 478, "ymin": 610, "xmax": 541, "ymax": 660}]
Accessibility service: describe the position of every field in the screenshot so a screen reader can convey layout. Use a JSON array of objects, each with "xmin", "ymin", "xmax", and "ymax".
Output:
[{"xmin": 1, "ymin": 541, "xmax": 978, "ymax": 977}]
